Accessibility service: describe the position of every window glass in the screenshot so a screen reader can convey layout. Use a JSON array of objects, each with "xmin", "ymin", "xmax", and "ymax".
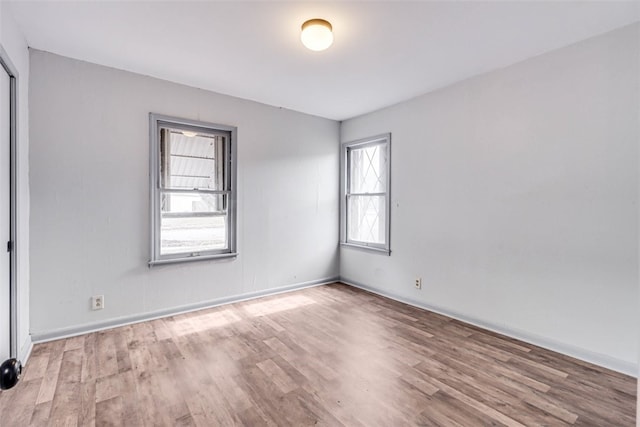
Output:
[
  {"xmin": 349, "ymin": 144, "xmax": 387, "ymax": 194},
  {"xmin": 160, "ymin": 192, "xmax": 227, "ymax": 255},
  {"xmin": 347, "ymin": 195, "xmax": 386, "ymax": 244},
  {"xmin": 160, "ymin": 130, "xmax": 226, "ymax": 191}
]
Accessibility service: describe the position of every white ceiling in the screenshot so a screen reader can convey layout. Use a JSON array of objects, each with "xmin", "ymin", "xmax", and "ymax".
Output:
[{"xmin": 6, "ymin": 1, "xmax": 640, "ymax": 120}]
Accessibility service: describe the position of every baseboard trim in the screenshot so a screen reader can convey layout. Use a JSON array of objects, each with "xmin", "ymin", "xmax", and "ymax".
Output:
[
  {"xmin": 31, "ymin": 276, "xmax": 339, "ymax": 344},
  {"xmin": 340, "ymin": 278, "xmax": 637, "ymax": 377},
  {"xmin": 29, "ymin": 276, "xmax": 637, "ymax": 377}
]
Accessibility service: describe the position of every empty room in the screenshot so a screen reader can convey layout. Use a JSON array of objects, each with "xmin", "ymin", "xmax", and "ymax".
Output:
[{"xmin": 0, "ymin": 0, "xmax": 638, "ymax": 425}]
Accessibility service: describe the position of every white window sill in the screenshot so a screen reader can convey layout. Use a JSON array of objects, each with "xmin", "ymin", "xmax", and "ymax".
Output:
[
  {"xmin": 340, "ymin": 242, "xmax": 390, "ymax": 256},
  {"xmin": 149, "ymin": 252, "xmax": 238, "ymax": 267}
]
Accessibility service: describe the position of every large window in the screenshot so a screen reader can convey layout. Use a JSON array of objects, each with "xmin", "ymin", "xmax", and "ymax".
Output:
[
  {"xmin": 149, "ymin": 114, "xmax": 237, "ymax": 265},
  {"xmin": 341, "ymin": 134, "xmax": 391, "ymax": 254}
]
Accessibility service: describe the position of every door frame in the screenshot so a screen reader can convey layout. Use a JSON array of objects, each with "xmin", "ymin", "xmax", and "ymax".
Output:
[{"xmin": 0, "ymin": 44, "xmax": 19, "ymax": 359}]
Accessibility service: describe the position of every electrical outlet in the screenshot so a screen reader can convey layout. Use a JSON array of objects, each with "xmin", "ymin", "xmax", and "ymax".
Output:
[
  {"xmin": 415, "ymin": 278, "xmax": 422, "ymax": 289},
  {"xmin": 91, "ymin": 295, "xmax": 104, "ymax": 310}
]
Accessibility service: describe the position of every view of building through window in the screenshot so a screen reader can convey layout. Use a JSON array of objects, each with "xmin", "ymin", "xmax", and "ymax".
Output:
[{"xmin": 159, "ymin": 130, "xmax": 228, "ymax": 255}]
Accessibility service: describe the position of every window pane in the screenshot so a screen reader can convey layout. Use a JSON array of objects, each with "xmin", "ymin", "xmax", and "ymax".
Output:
[
  {"xmin": 161, "ymin": 216, "xmax": 227, "ymax": 255},
  {"xmin": 160, "ymin": 192, "xmax": 227, "ymax": 255},
  {"xmin": 347, "ymin": 195, "xmax": 386, "ymax": 245},
  {"xmin": 161, "ymin": 192, "xmax": 225, "ymax": 214},
  {"xmin": 161, "ymin": 129, "xmax": 226, "ymax": 191},
  {"xmin": 349, "ymin": 143, "xmax": 387, "ymax": 193}
]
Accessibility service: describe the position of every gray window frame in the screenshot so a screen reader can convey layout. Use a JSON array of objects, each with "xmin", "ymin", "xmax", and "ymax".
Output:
[
  {"xmin": 340, "ymin": 133, "xmax": 391, "ymax": 255},
  {"xmin": 149, "ymin": 113, "xmax": 238, "ymax": 266}
]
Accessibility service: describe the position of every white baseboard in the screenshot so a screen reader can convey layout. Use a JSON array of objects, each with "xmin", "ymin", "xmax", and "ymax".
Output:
[
  {"xmin": 340, "ymin": 278, "xmax": 638, "ymax": 377},
  {"xmin": 28, "ymin": 275, "xmax": 637, "ymax": 378},
  {"xmin": 31, "ymin": 276, "xmax": 339, "ymax": 344}
]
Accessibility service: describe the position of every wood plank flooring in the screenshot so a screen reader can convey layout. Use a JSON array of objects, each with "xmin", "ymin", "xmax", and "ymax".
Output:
[{"xmin": 0, "ymin": 283, "xmax": 635, "ymax": 426}]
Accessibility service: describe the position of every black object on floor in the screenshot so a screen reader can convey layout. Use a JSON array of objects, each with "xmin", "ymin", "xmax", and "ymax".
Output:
[{"xmin": 0, "ymin": 358, "xmax": 21, "ymax": 390}]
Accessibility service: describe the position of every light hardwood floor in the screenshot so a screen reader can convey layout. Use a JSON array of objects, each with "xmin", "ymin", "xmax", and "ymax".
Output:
[{"xmin": 0, "ymin": 283, "xmax": 635, "ymax": 426}]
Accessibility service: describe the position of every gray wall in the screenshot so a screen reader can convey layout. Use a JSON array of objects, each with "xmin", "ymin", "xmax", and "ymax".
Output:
[
  {"xmin": 0, "ymin": 3, "xmax": 31, "ymax": 361},
  {"xmin": 340, "ymin": 24, "xmax": 639, "ymax": 373},
  {"xmin": 29, "ymin": 50, "xmax": 339, "ymax": 337}
]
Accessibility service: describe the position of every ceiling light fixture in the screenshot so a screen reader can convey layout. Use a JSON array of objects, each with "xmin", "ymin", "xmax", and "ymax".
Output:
[
  {"xmin": 182, "ymin": 131, "xmax": 198, "ymax": 138},
  {"xmin": 301, "ymin": 19, "xmax": 333, "ymax": 52}
]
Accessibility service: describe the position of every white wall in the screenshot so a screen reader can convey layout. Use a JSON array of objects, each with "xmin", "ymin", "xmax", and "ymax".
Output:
[
  {"xmin": 29, "ymin": 50, "xmax": 339, "ymax": 338},
  {"xmin": 0, "ymin": 4, "xmax": 31, "ymax": 362},
  {"xmin": 341, "ymin": 24, "xmax": 639, "ymax": 374}
]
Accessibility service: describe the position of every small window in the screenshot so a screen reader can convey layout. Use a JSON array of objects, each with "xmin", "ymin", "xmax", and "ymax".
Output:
[
  {"xmin": 341, "ymin": 134, "xmax": 391, "ymax": 254},
  {"xmin": 149, "ymin": 114, "xmax": 237, "ymax": 265}
]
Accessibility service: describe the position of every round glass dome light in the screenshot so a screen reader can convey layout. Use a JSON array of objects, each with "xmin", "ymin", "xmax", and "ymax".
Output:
[{"xmin": 301, "ymin": 19, "xmax": 333, "ymax": 51}]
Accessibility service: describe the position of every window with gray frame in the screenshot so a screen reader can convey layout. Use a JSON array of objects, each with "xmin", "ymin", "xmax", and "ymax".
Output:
[
  {"xmin": 341, "ymin": 134, "xmax": 391, "ymax": 254},
  {"xmin": 149, "ymin": 114, "xmax": 237, "ymax": 265}
]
